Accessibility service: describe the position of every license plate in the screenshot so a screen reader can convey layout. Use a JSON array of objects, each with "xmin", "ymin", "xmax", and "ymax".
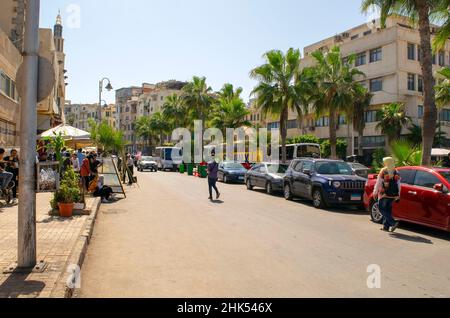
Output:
[{"xmin": 351, "ymin": 194, "xmax": 362, "ymax": 201}]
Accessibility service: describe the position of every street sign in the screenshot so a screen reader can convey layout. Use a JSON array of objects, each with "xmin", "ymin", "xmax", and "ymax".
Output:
[{"xmin": 16, "ymin": 56, "xmax": 56, "ymax": 103}]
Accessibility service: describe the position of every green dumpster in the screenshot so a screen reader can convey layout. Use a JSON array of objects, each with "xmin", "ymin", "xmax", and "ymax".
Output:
[
  {"xmin": 179, "ymin": 164, "xmax": 185, "ymax": 174},
  {"xmin": 199, "ymin": 165, "xmax": 207, "ymax": 178},
  {"xmin": 187, "ymin": 163, "xmax": 194, "ymax": 176}
]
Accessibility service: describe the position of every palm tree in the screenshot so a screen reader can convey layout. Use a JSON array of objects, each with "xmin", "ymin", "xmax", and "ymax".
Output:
[
  {"xmin": 435, "ymin": 67, "xmax": 450, "ymax": 107},
  {"xmin": 376, "ymin": 103, "xmax": 411, "ymax": 147},
  {"xmin": 308, "ymin": 46, "xmax": 364, "ymax": 159},
  {"xmin": 218, "ymin": 83, "xmax": 243, "ymax": 102},
  {"xmin": 432, "ymin": 1, "xmax": 450, "ymax": 51},
  {"xmin": 250, "ymin": 48, "xmax": 306, "ymax": 163},
  {"xmin": 162, "ymin": 94, "xmax": 188, "ymax": 129},
  {"xmin": 353, "ymin": 87, "xmax": 373, "ymax": 157},
  {"xmin": 182, "ymin": 76, "xmax": 215, "ymax": 130},
  {"xmin": 149, "ymin": 112, "xmax": 171, "ymax": 146},
  {"xmin": 361, "ymin": 0, "xmax": 445, "ymax": 165},
  {"xmin": 210, "ymin": 97, "xmax": 251, "ymax": 133},
  {"xmin": 135, "ymin": 116, "xmax": 155, "ymax": 148}
]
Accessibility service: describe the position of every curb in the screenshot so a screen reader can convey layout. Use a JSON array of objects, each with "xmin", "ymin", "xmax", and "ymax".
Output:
[{"xmin": 50, "ymin": 198, "xmax": 101, "ymax": 298}]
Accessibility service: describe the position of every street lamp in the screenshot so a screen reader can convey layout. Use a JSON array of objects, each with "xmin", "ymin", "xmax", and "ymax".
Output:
[{"xmin": 99, "ymin": 77, "xmax": 113, "ymax": 122}]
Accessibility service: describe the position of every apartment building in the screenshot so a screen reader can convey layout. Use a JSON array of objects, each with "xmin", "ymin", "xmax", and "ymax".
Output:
[
  {"xmin": 64, "ymin": 103, "xmax": 99, "ymax": 131},
  {"xmin": 263, "ymin": 16, "xmax": 450, "ymax": 162},
  {"xmin": 137, "ymin": 80, "xmax": 187, "ymax": 117},
  {"xmin": 102, "ymin": 104, "xmax": 117, "ymax": 129},
  {"xmin": 115, "ymin": 86, "xmax": 142, "ymax": 152}
]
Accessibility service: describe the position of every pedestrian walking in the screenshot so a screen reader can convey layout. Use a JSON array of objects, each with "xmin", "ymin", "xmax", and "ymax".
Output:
[
  {"xmin": 207, "ymin": 150, "xmax": 220, "ymax": 201},
  {"xmin": 126, "ymin": 153, "xmax": 134, "ymax": 185},
  {"xmin": 77, "ymin": 148, "xmax": 85, "ymax": 167},
  {"xmin": 80, "ymin": 155, "xmax": 92, "ymax": 190},
  {"xmin": 373, "ymin": 157, "xmax": 401, "ymax": 232},
  {"xmin": 4, "ymin": 149, "xmax": 19, "ymax": 202}
]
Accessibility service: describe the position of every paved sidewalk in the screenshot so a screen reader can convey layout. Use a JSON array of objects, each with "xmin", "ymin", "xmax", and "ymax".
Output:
[{"xmin": 0, "ymin": 193, "xmax": 99, "ymax": 298}]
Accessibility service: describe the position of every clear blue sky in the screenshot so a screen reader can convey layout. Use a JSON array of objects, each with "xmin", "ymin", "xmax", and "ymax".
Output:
[{"xmin": 40, "ymin": 0, "xmax": 371, "ymax": 104}]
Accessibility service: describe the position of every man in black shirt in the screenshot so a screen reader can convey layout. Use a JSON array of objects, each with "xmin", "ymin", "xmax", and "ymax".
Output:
[{"xmin": 0, "ymin": 148, "xmax": 14, "ymax": 192}]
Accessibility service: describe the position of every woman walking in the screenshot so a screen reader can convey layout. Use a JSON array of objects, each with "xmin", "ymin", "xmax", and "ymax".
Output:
[{"xmin": 207, "ymin": 150, "xmax": 220, "ymax": 201}]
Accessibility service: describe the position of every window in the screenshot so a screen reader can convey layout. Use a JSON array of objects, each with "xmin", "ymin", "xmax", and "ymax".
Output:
[
  {"xmin": 365, "ymin": 110, "xmax": 378, "ymax": 123},
  {"xmin": 355, "ymin": 52, "xmax": 366, "ymax": 66},
  {"xmin": 407, "ymin": 43, "xmax": 416, "ymax": 60},
  {"xmin": 351, "ymin": 34, "xmax": 359, "ymax": 40},
  {"xmin": 0, "ymin": 119, "xmax": 16, "ymax": 146},
  {"xmin": 418, "ymin": 76, "xmax": 423, "ymax": 92},
  {"xmin": 414, "ymin": 170, "xmax": 440, "ymax": 188},
  {"xmin": 363, "ymin": 30, "xmax": 372, "ymax": 36},
  {"xmin": 0, "ymin": 71, "xmax": 18, "ymax": 101},
  {"xmin": 418, "ymin": 105, "xmax": 424, "ymax": 119},
  {"xmin": 362, "ymin": 136, "xmax": 386, "ymax": 148},
  {"xmin": 398, "ymin": 169, "xmax": 415, "ymax": 185},
  {"xmin": 417, "ymin": 46, "xmax": 422, "ymax": 62},
  {"xmin": 267, "ymin": 122, "xmax": 279, "ymax": 130},
  {"xmin": 370, "ymin": 78, "xmax": 383, "ymax": 92},
  {"xmin": 315, "ymin": 162, "xmax": 353, "ymax": 175},
  {"xmin": 407, "ymin": 73, "xmax": 416, "ymax": 91},
  {"xmin": 432, "ymin": 53, "xmax": 437, "ymax": 65},
  {"xmin": 370, "ymin": 47, "xmax": 382, "ymax": 62},
  {"xmin": 439, "ymin": 51, "xmax": 445, "ymax": 66},
  {"xmin": 315, "ymin": 117, "xmax": 329, "ymax": 127},
  {"xmin": 338, "ymin": 115, "xmax": 346, "ymax": 125},
  {"xmin": 287, "ymin": 120, "xmax": 298, "ymax": 130},
  {"xmin": 302, "ymin": 161, "xmax": 314, "ymax": 172},
  {"xmin": 441, "ymin": 109, "xmax": 450, "ymax": 122}
]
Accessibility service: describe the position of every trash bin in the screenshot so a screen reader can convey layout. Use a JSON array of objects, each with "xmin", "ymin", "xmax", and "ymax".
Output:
[
  {"xmin": 199, "ymin": 165, "xmax": 207, "ymax": 178},
  {"xmin": 179, "ymin": 164, "xmax": 185, "ymax": 174},
  {"xmin": 187, "ymin": 163, "xmax": 194, "ymax": 176}
]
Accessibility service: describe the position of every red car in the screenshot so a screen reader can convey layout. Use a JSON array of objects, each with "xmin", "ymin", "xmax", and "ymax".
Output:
[{"xmin": 364, "ymin": 166, "xmax": 450, "ymax": 232}]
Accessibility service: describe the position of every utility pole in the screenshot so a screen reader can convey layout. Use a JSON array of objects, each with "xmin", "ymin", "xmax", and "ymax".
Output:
[{"xmin": 18, "ymin": 0, "xmax": 40, "ymax": 268}]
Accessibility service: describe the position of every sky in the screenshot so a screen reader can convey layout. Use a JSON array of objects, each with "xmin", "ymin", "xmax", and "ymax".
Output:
[{"xmin": 40, "ymin": 0, "xmax": 374, "ymax": 105}]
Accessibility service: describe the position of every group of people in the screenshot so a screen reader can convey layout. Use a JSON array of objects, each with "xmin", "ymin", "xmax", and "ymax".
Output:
[{"xmin": 0, "ymin": 148, "xmax": 19, "ymax": 203}]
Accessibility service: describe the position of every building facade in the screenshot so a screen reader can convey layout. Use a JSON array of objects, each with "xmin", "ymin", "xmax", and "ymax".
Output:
[
  {"xmin": 262, "ymin": 16, "xmax": 450, "ymax": 162},
  {"xmin": 115, "ymin": 86, "xmax": 143, "ymax": 152},
  {"xmin": 64, "ymin": 103, "xmax": 99, "ymax": 132}
]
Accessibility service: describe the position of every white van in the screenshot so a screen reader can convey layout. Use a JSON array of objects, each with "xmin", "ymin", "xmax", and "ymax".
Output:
[
  {"xmin": 154, "ymin": 147, "xmax": 183, "ymax": 171},
  {"xmin": 278, "ymin": 143, "xmax": 321, "ymax": 163}
]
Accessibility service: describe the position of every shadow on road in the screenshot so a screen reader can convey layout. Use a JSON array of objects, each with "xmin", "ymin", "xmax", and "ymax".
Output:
[
  {"xmin": 210, "ymin": 200, "xmax": 224, "ymax": 204},
  {"xmin": 0, "ymin": 272, "xmax": 46, "ymax": 298},
  {"xmin": 389, "ymin": 232, "xmax": 433, "ymax": 244}
]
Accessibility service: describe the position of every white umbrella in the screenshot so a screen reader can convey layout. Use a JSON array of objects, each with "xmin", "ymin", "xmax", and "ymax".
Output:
[
  {"xmin": 431, "ymin": 148, "xmax": 450, "ymax": 157},
  {"xmin": 39, "ymin": 124, "xmax": 91, "ymax": 140}
]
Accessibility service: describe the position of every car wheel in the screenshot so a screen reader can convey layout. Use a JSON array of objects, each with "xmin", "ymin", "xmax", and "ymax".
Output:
[
  {"xmin": 223, "ymin": 175, "xmax": 228, "ymax": 184},
  {"xmin": 266, "ymin": 182, "xmax": 273, "ymax": 195},
  {"xmin": 370, "ymin": 201, "xmax": 383, "ymax": 224},
  {"xmin": 312, "ymin": 188, "xmax": 326, "ymax": 209},
  {"xmin": 284, "ymin": 184, "xmax": 293, "ymax": 200},
  {"xmin": 246, "ymin": 179, "xmax": 253, "ymax": 190}
]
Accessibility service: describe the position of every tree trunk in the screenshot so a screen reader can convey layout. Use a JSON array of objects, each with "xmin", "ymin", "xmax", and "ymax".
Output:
[
  {"xmin": 416, "ymin": 1, "xmax": 437, "ymax": 167},
  {"xmin": 346, "ymin": 119, "xmax": 352, "ymax": 157},
  {"xmin": 280, "ymin": 107, "xmax": 288, "ymax": 164},
  {"xmin": 358, "ymin": 128, "xmax": 364, "ymax": 157},
  {"xmin": 329, "ymin": 110, "xmax": 337, "ymax": 159}
]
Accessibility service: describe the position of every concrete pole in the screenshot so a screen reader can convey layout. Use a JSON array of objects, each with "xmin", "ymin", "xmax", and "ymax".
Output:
[
  {"xmin": 98, "ymin": 80, "xmax": 103, "ymax": 122},
  {"xmin": 18, "ymin": 0, "xmax": 40, "ymax": 268}
]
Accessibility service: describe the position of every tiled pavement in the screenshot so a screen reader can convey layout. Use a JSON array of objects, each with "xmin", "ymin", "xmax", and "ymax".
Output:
[{"xmin": 0, "ymin": 193, "xmax": 91, "ymax": 298}]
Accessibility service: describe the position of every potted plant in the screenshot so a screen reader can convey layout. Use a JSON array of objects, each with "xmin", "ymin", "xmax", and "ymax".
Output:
[{"xmin": 51, "ymin": 168, "xmax": 81, "ymax": 217}]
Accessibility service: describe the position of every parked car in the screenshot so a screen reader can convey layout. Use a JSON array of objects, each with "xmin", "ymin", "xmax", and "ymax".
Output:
[
  {"xmin": 348, "ymin": 162, "xmax": 370, "ymax": 179},
  {"xmin": 283, "ymin": 159, "xmax": 367, "ymax": 209},
  {"xmin": 137, "ymin": 156, "xmax": 158, "ymax": 172},
  {"xmin": 218, "ymin": 162, "xmax": 247, "ymax": 183},
  {"xmin": 245, "ymin": 163, "xmax": 288, "ymax": 195},
  {"xmin": 364, "ymin": 166, "xmax": 450, "ymax": 232}
]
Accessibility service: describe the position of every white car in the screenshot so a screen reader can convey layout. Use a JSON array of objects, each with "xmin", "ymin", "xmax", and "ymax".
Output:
[{"xmin": 137, "ymin": 156, "xmax": 158, "ymax": 172}]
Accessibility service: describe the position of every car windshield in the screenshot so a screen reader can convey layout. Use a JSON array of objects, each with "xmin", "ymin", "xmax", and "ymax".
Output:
[
  {"xmin": 438, "ymin": 171, "xmax": 450, "ymax": 183},
  {"xmin": 224, "ymin": 163, "xmax": 244, "ymax": 170},
  {"xmin": 267, "ymin": 164, "xmax": 288, "ymax": 174},
  {"xmin": 315, "ymin": 162, "xmax": 353, "ymax": 175},
  {"xmin": 351, "ymin": 163, "xmax": 367, "ymax": 169},
  {"xmin": 141, "ymin": 157, "xmax": 154, "ymax": 161}
]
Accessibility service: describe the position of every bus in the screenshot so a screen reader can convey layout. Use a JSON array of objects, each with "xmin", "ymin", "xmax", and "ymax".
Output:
[{"xmin": 154, "ymin": 147, "xmax": 183, "ymax": 171}]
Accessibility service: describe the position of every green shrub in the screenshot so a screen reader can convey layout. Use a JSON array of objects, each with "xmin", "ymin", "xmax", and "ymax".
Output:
[
  {"xmin": 320, "ymin": 139, "xmax": 347, "ymax": 159},
  {"xmin": 51, "ymin": 167, "xmax": 81, "ymax": 209}
]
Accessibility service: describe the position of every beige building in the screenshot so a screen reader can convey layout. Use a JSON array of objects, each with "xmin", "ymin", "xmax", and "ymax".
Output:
[
  {"xmin": 137, "ymin": 80, "xmax": 187, "ymax": 117},
  {"xmin": 64, "ymin": 103, "xmax": 99, "ymax": 132},
  {"xmin": 115, "ymin": 86, "xmax": 142, "ymax": 152},
  {"xmin": 263, "ymin": 16, "xmax": 450, "ymax": 162},
  {"xmin": 0, "ymin": 4, "xmax": 67, "ymax": 146},
  {"xmin": 102, "ymin": 104, "xmax": 117, "ymax": 129}
]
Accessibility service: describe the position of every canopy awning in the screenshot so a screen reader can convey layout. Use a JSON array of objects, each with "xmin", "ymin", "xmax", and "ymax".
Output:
[{"xmin": 39, "ymin": 124, "xmax": 91, "ymax": 140}]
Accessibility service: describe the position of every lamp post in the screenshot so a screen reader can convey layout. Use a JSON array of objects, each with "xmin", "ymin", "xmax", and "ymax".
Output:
[{"xmin": 99, "ymin": 77, "xmax": 113, "ymax": 122}]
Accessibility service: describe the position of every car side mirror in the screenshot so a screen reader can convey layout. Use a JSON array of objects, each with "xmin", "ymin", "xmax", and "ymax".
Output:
[
  {"xmin": 434, "ymin": 183, "xmax": 446, "ymax": 193},
  {"xmin": 303, "ymin": 169, "xmax": 311, "ymax": 176}
]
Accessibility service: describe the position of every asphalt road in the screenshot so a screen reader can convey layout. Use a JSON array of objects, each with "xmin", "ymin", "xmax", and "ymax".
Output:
[{"xmin": 78, "ymin": 170, "xmax": 450, "ymax": 298}]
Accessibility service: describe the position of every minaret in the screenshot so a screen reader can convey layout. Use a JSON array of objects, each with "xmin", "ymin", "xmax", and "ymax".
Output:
[{"xmin": 54, "ymin": 11, "xmax": 67, "ymax": 123}]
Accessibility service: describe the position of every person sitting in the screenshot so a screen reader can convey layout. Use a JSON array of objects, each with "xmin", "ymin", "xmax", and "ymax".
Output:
[
  {"xmin": 0, "ymin": 148, "xmax": 14, "ymax": 193},
  {"xmin": 89, "ymin": 175, "xmax": 114, "ymax": 203}
]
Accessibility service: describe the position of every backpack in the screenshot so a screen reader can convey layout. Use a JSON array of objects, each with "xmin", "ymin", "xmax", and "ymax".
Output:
[{"xmin": 380, "ymin": 169, "xmax": 400, "ymax": 197}]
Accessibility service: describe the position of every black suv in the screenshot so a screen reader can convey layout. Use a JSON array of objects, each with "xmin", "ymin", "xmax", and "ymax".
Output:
[{"xmin": 283, "ymin": 159, "xmax": 367, "ymax": 209}]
